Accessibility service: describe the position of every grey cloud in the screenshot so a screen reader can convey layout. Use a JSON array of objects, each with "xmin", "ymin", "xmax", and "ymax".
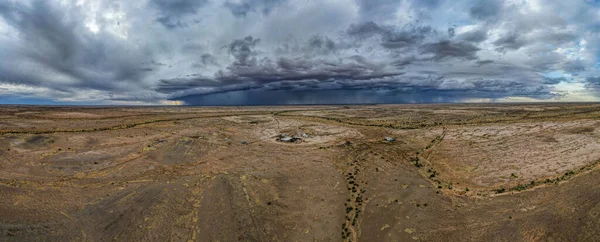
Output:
[
  {"xmin": 447, "ymin": 27, "xmax": 455, "ymax": 38},
  {"xmin": 420, "ymin": 41, "xmax": 480, "ymax": 60},
  {"xmin": 156, "ymin": 17, "xmax": 186, "ymax": 29},
  {"xmin": 493, "ymin": 33, "xmax": 526, "ymax": 51},
  {"xmin": 349, "ymin": 21, "xmax": 431, "ymax": 49},
  {"xmin": 149, "ymin": 0, "xmax": 208, "ymax": 28},
  {"xmin": 181, "ymin": 43, "xmax": 204, "ymax": 53},
  {"xmin": 586, "ymin": 77, "xmax": 600, "ymax": 91},
  {"xmin": 390, "ymin": 57, "xmax": 413, "ymax": 67},
  {"xmin": 307, "ymin": 35, "xmax": 336, "ymax": 53},
  {"xmin": 151, "ymin": 61, "xmax": 167, "ymax": 66},
  {"xmin": 0, "ymin": 0, "xmax": 151, "ymax": 92},
  {"xmin": 381, "ymin": 26, "xmax": 432, "ymax": 49},
  {"xmin": 347, "ymin": 21, "xmax": 384, "ymax": 38},
  {"xmin": 190, "ymin": 54, "xmax": 220, "ymax": 68},
  {"xmin": 409, "ymin": 0, "xmax": 441, "ymax": 9},
  {"xmin": 476, "ymin": 60, "xmax": 494, "ymax": 65},
  {"xmin": 355, "ymin": 0, "xmax": 403, "ymax": 22},
  {"xmin": 149, "ymin": 0, "xmax": 208, "ymax": 16},
  {"xmin": 587, "ymin": 77, "xmax": 600, "ymax": 83},
  {"xmin": 457, "ymin": 29, "xmax": 488, "ymax": 42},
  {"xmin": 469, "ymin": 0, "xmax": 502, "ymax": 20},
  {"xmin": 563, "ymin": 60, "xmax": 586, "ymax": 75},
  {"xmin": 224, "ymin": 36, "xmax": 261, "ymax": 66},
  {"xmin": 273, "ymin": 35, "xmax": 338, "ymax": 56},
  {"xmin": 524, "ymin": 51, "xmax": 563, "ymax": 70},
  {"xmin": 224, "ymin": 0, "xmax": 286, "ymax": 17},
  {"xmin": 543, "ymin": 77, "xmax": 566, "ymax": 85},
  {"xmin": 201, "ymin": 54, "xmax": 219, "ymax": 66},
  {"xmin": 542, "ymin": 32, "xmax": 578, "ymax": 45}
]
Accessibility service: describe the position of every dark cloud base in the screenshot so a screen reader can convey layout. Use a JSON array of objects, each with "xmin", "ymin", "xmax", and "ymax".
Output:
[{"xmin": 174, "ymin": 89, "xmax": 519, "ymax": 106}]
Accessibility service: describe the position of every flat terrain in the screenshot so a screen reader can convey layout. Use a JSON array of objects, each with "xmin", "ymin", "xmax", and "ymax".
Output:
[{"xmin": 1, "ymin": 104, "xmax": 600, "ymax": 241}]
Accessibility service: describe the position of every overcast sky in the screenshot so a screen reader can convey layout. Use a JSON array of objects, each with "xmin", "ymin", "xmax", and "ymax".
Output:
[{"xmin": 0, "ymin": 0, "xmax": 599, "ymax": 105}]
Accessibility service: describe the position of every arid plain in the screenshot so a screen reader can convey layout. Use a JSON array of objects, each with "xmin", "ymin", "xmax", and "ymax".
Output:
[{"xmin": 1, "ymin": 104, "xmax": 600, "ymax": 241}]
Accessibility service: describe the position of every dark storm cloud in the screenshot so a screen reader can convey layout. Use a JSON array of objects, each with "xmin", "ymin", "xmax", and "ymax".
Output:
[
  {"xmin": 221, "ymin": 56, "xmax": 404, "ymax": 82},
  {"xmin": 175, "ymin": 89, "xmax": 472, "ymax": 106},
  {"xmin": 149, "ymin": 0, "xmax": 209, "ymax": 28},
  {"xmin": 156, "ymin": 36, "xmax": 404, "ymax": 95},
  {"xmin": 219, "ymin": 36, "xmax": 402, "ymax": 83},
  {"xmin": 174, "ymin": 76, "xmax": 562, "ymax": 105},
  {"xmin": 158, "ymin": 55, "xmax": 405, "ymax": 95},
  {"xmin": 155, "ymin": 76, "xmax": 218, "ymax": 93}
]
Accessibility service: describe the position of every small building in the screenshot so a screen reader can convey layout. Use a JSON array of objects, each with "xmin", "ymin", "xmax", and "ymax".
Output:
[{"xmin": 280, "ymin": 137, "xmax": 293, "ymax": 142}]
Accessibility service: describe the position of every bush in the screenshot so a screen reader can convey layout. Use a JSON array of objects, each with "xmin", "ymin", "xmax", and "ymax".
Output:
[{"xmin": 512, "ymin": 184, "xmax": 527, "ymax": 191}]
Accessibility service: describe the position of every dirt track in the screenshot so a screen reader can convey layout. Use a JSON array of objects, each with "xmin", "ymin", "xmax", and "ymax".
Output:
[{"xmin": 1, "ymin": 104, "xmax": 600, "ymax": 241}]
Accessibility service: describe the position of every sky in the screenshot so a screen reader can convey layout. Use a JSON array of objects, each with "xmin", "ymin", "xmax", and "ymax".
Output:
[{"xmin": 0, "ymin": 0, "xmax": 599, "ymax": 105}]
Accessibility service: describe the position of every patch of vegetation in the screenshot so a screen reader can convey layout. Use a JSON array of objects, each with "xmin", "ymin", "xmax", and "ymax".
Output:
[
  {"xmin": 511, "ymin": 184, "xmax": 528, "ymax": 191},
  {"xmin": 410, "ymin": 157, "xmax": 422, "ymax": 168},
  {"xmin": 341, "ymin": 156, "xmax": 365, "ymax": 240}
]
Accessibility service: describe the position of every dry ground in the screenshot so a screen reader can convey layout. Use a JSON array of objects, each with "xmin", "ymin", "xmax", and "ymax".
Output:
[{"xmin": 1, "ymin": 104, "xmax": 600, "ymax": 241}]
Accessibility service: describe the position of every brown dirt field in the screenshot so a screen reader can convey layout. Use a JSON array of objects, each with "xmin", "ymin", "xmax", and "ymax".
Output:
[{"xmin": 1, "ymin": 104, "xmax": 600, "ymax": 241}]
